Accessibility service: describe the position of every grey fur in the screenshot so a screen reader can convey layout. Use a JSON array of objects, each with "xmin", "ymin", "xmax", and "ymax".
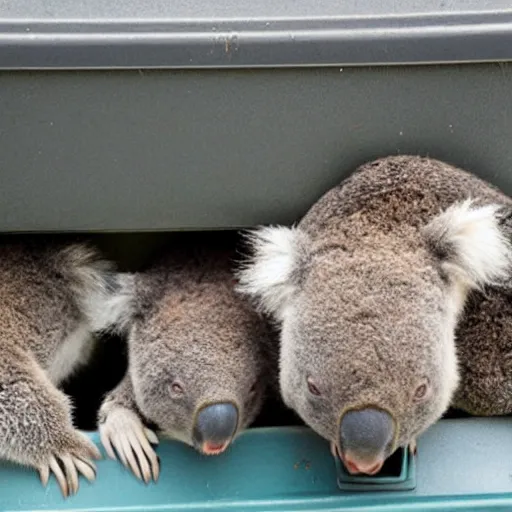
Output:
[
  {"xmin": 0, "ymin": 237, "xmax": 120, "ymax": 496},
  {"xmin": 98, "ymin": 236, "xmax": 276, "ymax": 482},
  {"xmin": 238, "ymin": 155, "xmax": 512, "ymax": 471}
]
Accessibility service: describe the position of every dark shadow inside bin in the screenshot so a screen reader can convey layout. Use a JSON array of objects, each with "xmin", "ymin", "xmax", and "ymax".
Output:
[
  {"xmin": 373, "ymin": 448, "xmax": 403, "ymax": 479},
  {"xmin": 61, "ymin": 332, "xmax": 128, "ymax": 431}
]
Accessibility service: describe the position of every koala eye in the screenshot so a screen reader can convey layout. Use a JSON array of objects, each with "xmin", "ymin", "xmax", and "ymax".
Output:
[
  {"xmin": 307, "ymin": 376, "xmax": 322, "ymax": 396},
  {"xmin": 169, "ymin": 381, "xmax": 184, "ymax": 396},
  {"xmin": 413, "ymin": 379, "xmax": 430, "ymax": 402}
]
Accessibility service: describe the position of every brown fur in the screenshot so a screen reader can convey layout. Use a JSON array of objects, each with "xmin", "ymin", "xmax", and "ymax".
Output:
[
  {"xmin": 0, "ymin": 236, "xmax": 119, "ymax": 496},
  {"xmin": 238, "ymin": 155, "xmax": 512, "ymax": 463},
  {"xmin": 453, "ymin": 290, "xmax": 512, "ymax": 415},
  {"xmin": 98, "ymin": 233, "xmax": 277, "ymax": 481}
]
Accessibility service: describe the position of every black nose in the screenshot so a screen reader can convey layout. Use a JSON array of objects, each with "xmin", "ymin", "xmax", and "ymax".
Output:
[
  {"xmin": 193, "ymin": 402, "xmax": 239, "ymax": 446},
  {"xmin": 339, "ymin": 407, "xmax": 395, "ymax": 457}
]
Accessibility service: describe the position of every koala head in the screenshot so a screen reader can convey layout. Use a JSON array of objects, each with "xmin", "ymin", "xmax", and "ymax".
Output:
[
  {"xmin": 119, "ymin": 265, "xmax": 270, "ymax": 456},
  {"xmin": 238, "ymin": 200, "xmax": 512, "ymax": 474}
]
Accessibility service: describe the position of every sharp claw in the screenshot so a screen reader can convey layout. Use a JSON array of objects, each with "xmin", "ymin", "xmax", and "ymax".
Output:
[
  {"xmin": 135, "ymin": 444, "xmax": 153, "ymax": 482},
  {"xmin": 120, "ymin": 434, "xmax": 143, "ymax": 481},
  {"xmin": 74, "ymin": 458, "xmax": 96, "ymax": 483},
  {"xmin": 143, "ymin": 440, "xmax": 159, "ymax": 481},
  {"xmin": 145, "ymin": 429, "xmax": 159, "ymax": 445},
  {"xmin": 102, "ymin": 408, "xmax": 160, "ymax": 482},
  {"xmin": 128, "ymin": 432, "xmax": 151, "ymax": 484},
  {"xmin": 128, "ymin": 458, "xmax": 143, "ymax": 481},
  {"xmin": 141, "ymin": 467, "xmax": 150, "ymax": 484},
  {"xmin": 60, "ymin": 455, "xmax": 79, "ymax": 496},
  {"xmin": 100, "ymin": 429, "xmax": 117, "ymax": 460},
  {"xmin": 409, "ymin": 439, "xmax": 417, "ymax": 456},
  {"xmin": 89, "ymin": 443, "xmax": 102, "ymax": 460},
  {"xmin": 153, "ymin": 457, "xmax": 160, "ymax": 482},
  {"xmin": 111, "ymin": 435, "xmax": 129, "ymax": 468},
  {"xmin": 131, "ymin": 428, "xmax": 156, "ymax": 484},
  {"xmin": 37, "ymin": 438, "xmax": 99, "ymax": 497},
  {"xmin": 49, "ymin": 456, "xmax": 69, "ymax": 498},
  {"xmin": 39, "ymin": 465, "xmax": 50, "ymax": 487}
]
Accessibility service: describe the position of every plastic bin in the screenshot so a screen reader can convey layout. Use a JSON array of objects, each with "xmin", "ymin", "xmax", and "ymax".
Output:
[
  {"xmin": 3, "ymin": 419, "xmax": 512, "ymax": 511},
  {"xmin": 1, "ymin": 1, "xmax": 512, "ymax": 510}
]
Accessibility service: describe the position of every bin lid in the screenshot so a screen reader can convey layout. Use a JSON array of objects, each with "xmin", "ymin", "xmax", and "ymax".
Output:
[{"xmin": 1, "ymin": 0, "xmax": 512, "ymax": 70}]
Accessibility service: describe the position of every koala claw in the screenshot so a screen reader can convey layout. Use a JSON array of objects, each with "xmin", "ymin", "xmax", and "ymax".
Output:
[
  {"xmin": 100, "ymin": 407, "xmax": 160, "ymax": 483},
  {"xmin": 409, "ymin": 439, "xmax": 417, "ymax": 456},
  {"xmin": 38, "ymin": 448, "xmax": 98, "ymax": 498}
]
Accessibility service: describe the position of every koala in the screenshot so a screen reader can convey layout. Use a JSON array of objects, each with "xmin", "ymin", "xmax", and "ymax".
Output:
[
  {"xmin": 98, "ymin": 233, "xmax": 275, "ymax": 483},
  {"xmin": 238, "ymin": 155, "xmax": 512, "ymax": 476},
  {"xmin": 0, "ymin": 236, "xmax": 122, "ymax": 497}
]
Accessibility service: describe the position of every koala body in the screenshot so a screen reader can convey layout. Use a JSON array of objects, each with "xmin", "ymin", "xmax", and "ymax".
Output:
[
  {"xmin": 0, "ymin": 237, "xmax": 120, "ymax": 496},
  {"xmin": 98, "ymin": 234, "xmax": 276, "ymax": 483},
  {"xmin": 238, "ymin": 155, "xmax": 512, "ymax": 476}
]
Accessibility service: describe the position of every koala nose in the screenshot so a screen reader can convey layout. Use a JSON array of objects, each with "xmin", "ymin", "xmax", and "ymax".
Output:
[
  {"xmin": 339, "ymin": 407, "xmax": 395, "ymax": 475},
  {"xmin": 193, "ymin": 402, "xmax": 239, "ymax": 455}
]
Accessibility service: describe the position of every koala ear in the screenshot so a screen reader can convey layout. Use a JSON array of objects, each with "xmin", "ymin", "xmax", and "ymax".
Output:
[
  {"xmin": 236, "ymin": 226, "xmax": 310, "ymax": 321},
  {"xmin": 423, "ymin": 199, "xmax": 512, "ymax": 289}
]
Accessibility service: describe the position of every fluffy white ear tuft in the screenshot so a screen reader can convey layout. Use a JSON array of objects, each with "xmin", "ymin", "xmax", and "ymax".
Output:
[
  {"xmin": 62, "ymin": 244, "xmax": 136, "ymax": 334},
  {"xmin": 236, "ymin": 226, "xmax": 309, "ymax": 321},
  {"xmin": 423, "ymin": 199, "xmax": 512, "ymax": 289},
  {"xmin": 85, "ymin": 272, "xmax": 136, "ymax": 334}
]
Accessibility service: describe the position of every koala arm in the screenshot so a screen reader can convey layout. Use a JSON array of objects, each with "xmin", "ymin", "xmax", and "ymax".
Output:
[
  {"xmin": 0, "ymin": 346, "xmax": 100, "ymax": 497},
  {"xmin": 98, "ymin": 374, "xmax": 160, "ymax": 483}
]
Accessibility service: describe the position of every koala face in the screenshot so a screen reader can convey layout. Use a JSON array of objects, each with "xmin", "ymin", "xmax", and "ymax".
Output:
[
  {"xmin": 279, "ymin": 250, "xmax": 459, "ymax": 474},
  {"xmin": 129, "ymin": 273, "xmax": 268, "ymax": 456},
  {"xmin": 238, "ymin": 200, "xmax": 512, "ymax": 474}
]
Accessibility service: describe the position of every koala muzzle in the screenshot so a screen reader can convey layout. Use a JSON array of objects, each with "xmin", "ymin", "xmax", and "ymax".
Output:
[
  {"xmin": 338, "ymin": 407, "xmax": 395, "ymax": 475},
  {"xmin": 193, "ymin": 402, "xmax": 239, "ymax": 455}
]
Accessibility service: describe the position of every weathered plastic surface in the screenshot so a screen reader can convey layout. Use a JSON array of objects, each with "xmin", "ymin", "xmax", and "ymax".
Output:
[
  {"xmin": 0, "ymin": 0, "xmax": 512, "ymax": 69},
  {"xmin": 1, "ymin": 63, "xmax": 512, "ymax": 233},
  {"xmin": 1, "ymin": 1, "xmax": 512, "ymax": 232},
  {"xmin": 2, "ymin": 419, "xmax": 512, "ymax": 511}
]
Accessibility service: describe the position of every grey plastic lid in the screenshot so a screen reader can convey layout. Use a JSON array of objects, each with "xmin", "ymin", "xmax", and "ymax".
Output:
[{"xmin": 1, "ymin": 0, "xmax": 512, "ymax": 70}]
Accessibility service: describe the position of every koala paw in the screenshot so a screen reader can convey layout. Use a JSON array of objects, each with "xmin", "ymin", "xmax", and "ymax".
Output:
[
  {"xmin": 38, "ymin": 431, "xmax": 101, "ymax": 498},
  {"xmin": 100, "ymin": 407, "xmax": 159, "ymax": 483}
]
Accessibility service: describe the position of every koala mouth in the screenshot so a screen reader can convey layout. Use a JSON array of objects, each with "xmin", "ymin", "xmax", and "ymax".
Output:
[
  {"xmin": 200, "ymin": 440, "xmax": 231, "ymax": 455},
  {"xmin": 330, "ymin": 441, "xmax": 384, "ymax": 476}
]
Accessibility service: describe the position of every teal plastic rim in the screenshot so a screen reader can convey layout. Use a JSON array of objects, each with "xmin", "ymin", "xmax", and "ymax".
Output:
[{"xmin": 4, "ymin": 420, "xmax": 512, "ymax": 511}]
